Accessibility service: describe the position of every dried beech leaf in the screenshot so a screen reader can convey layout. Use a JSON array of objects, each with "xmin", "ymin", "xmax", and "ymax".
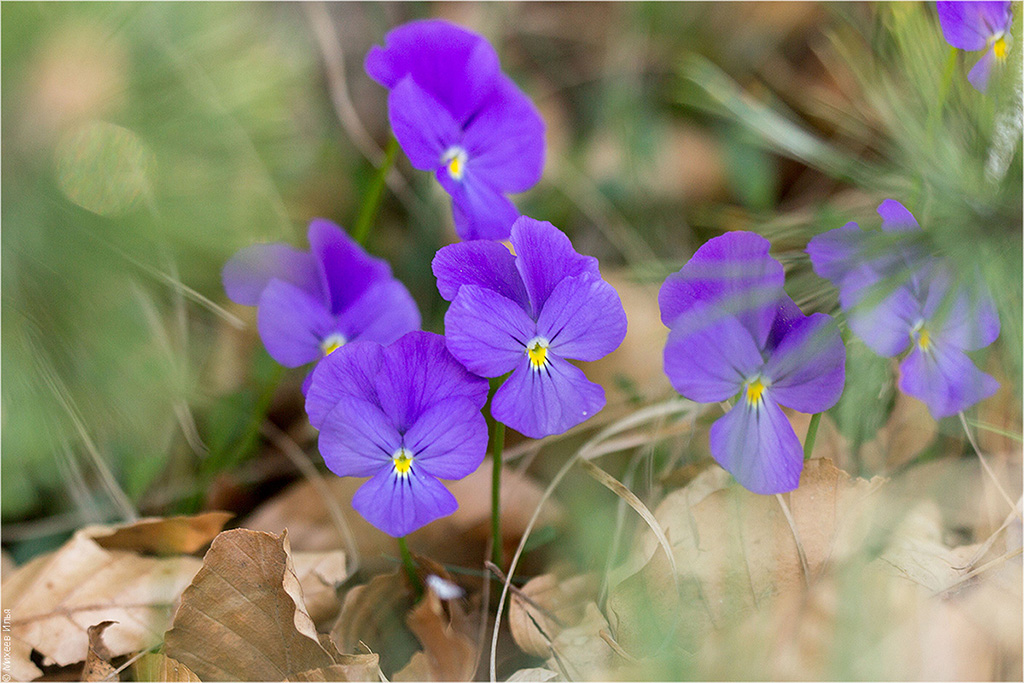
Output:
[
  {"xmin": 1, "ymin": 529, "xmax": 202, "ymax": 680},
  {"xmin": 330, "ymin": 570, "xmax": 417, "ymax": 673},
  {"xmin": 82, "ymin": 621, "xmax": 118, "ymax": 682},
  {"xmin": 292, "ymin": 550, "xmax": 349, "ymax": 627},
  {"xmin": 286, "ymin": 654, "xmax": 382, "ymax": 682},
  {"xmin": 164, "ymin": 529, "xmax": 335, "ymax": 681},
  {"xmin": 393, "ymin": 588, "xmax": 476, "ymax": 681},
  {"xmin": 545, "ymin": 603, "xmax": 615, "ymax": 681},
  {"xmin": 133, "ymin": 654, "xmax": 201, "ymax": 682},
  {"xmin": 88, "ymin": 512, "xmax": 233, "ymax": 555},
  {"xmin": 509, "ymin": 574, "xmax": 597, "ymax": 658}
]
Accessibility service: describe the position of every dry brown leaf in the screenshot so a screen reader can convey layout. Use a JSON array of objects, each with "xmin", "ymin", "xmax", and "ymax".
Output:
[
  {"xmin": 393, "ymin": 588, "xmax": 476, "ymax": 682},
  {"xmin": 1, "ymin": 550, "xmax": 15, "ymax": 577},
  {"xmin": 508, "ymin": 574, "xmax": 597, "ymax": 658},
  {"xmin": 244, "ymin": 464, "xmax": 562, "ymax": 571},
  {"xmin": 545, "ymin": 603, "xmax": 615, "ymax": 681},
  {"xmin": 620, "ymin": 459, "xmax": 883, "ymax": 628},
  {"xmin": 286, "ymin": 654, "xmax": 382, "ymax": 682},
  {"xmin": 87, "ymin": 512, "xmax": 233, "ymax": 555},
  {"xmin": 164, "ymin": 529, "xmax": 335, "ymax": 681},
  {"xmin": 292, "ymin": 550, "xmax": 349, "ymax": 628},
  {"xmin": 1, "ymin": 528, "xmax": 202, "ymax": 681},
  {"xmin": 82, "ymin": 621, "xmax": 118, "ymax": 682},
  {"xmin": 331, "ymin": 570, "xmax": 418, "ymax": 675},
  {"xmin": 860, "ymin": 391, "xmax": 937, "ymax": 470},
  {"xmin": 133, "ymin": 654, "xmax": 201, "ymax": 682}
]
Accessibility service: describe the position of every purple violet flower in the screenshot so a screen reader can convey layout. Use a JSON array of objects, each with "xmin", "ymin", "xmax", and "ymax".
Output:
[
  {"xmin": 222, "ymin": 219, "xmax": 420, "ymax": 382},
  {"xmin": 433, "ymin": 216, "xmax": 627, "ymax": 439},
  {"xmin": 660, "ymin": 232, "xmax": 846, "ymax": 495},
  {"xmin": 366, "ymin": 20, "xmax": 545, "ymax": 241},
  {"xmin": 305, "ymin": 331, "xmax": 489, "ymax": 538},
  {"xmin": 807, "ymin": 200, "xmax": 1000, "ymax": 419},
  {"xmin": 937, "ymin": 1, "xmax": 1013, "ymax": 91}
]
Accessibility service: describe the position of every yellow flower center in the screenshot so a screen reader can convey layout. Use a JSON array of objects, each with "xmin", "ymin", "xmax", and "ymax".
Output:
[
  {"xmin": 393, "ymin": 448, "xmax": 414, "ymax": 477},
  {"xmin": 442, "ymin": 147, "xmax": 467, "ymax": 181},
  {"xmin": 526, "ymin": 339, "xmax": 549, "ymax": 370},
  {"xmin": 320, "ymin": 333, "xmax": 346, "ymax": 356},
  {"xmin": 745, "ymin": 378, "xmax": 767, "ymax": 406},
  {"xmin": 994, "ymin": 36, "xmax": 1009, "ymax": 61},
  {"xmin": 917, "ymin": 326, "xmax": 931, "ymax": 352}
]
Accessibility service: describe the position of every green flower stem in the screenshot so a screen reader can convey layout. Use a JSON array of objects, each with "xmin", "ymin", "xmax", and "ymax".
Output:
[
  {"xmin": 398, "ymin": 536, "xmax": 422, "ymax": 598},
  {"xmin": 803, "ymin": 412, "xmax": 822, "ymax": 460},
  {"xmin": 490, "ymin": 420, "xmax": 506, "ymax": 568},
  {"xmin": 352, "ymin": 135, "xmax": 400, "ymax": 246}
]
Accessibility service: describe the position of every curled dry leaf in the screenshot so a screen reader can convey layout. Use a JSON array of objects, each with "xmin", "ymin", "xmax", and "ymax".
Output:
[
  {"xmin": 393, "ymin": 587, "xmax": 477, "ymax": 682},
  {"xmin": 292, "ymin": 550, "xmax": 349, "ymax": 628},
  {"xmin": 82, "ymin": 620, "xmax": 118, "ymax": 682},
  {"xmin": 133, "ymin": 654, "xmax": 201, "ymax": 683},
  {"xmin": 331, "ymin": 570, "xmax": 418, "ymax": 676},
  {"xmin": 164, "ymin": 529, "xmax": 335, "ymax": 681},
  {"xmin": 1, "ymin": 528, "xmax": 203, "ymax": 681},
  {"xmin": 546, "ymin": 603, "xmax": 616, "ymax": 681},
  {"xmin": 612, "ymin": 459, "xmax": 884, "ymax": 644},
  {"xmin": 505, "ymin": 667, "xmax": 561, "ymax": 682},
  {"xmin": 87, "ymin": 511, "xmax": 233, "ymax": 555},
  {"xmin": 508, "ymin": 574, "xmax": 598, "ymax": 658},
  {"xmin": 286, "ymin": 654, "xmax": 383, "ymax": 682}
]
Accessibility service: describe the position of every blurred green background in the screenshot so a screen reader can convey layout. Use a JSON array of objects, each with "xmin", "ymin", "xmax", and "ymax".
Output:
[{"xmin": 2, "ymin": 0, "xmax": 1020, "ymax": 573}]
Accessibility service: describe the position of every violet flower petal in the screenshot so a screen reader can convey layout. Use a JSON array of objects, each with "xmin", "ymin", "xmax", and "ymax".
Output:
[
  {"xmin": 659, "ymin": 231, "xmax": 785, "ymax": 348},
  {"xmin": 352, "ymin": 466, "xmax": 458, "ymax": 538},
  {"xmin": 388, "ymin": 77, "xmax": 462, "ymax": 171},
  {"xmin": 364, "ymin": 19, "xmax": 501, "ymax": 125},
  {"xmin": 968, "ymin": 47, "xmax": 997, "ymax": 92},
  {"xmin": 899, "ymin": 341, "xmax": 999, "ymax": 418},
  {"xmin": 307, "ymin": 219, "xmax": 392, "ymax": 315},
  {"xmin": 375, "ymin": 331, "xmax": 489, "ymax": 432},
  {"xmin": 662, "ymin": 305, "xmax": 765, "ymax": 403},
  {"xmin": 937, "ymin": 1, "xmax": 1011, "ymax": 51},
  {"xmin": 222, "ymin": 243, "xmax": 320, "ymax": 306},
  {"xmin": 337, "ymin": 279, "xmax": 421, "ymax": 347},
  {"xmin": 764, "ymin": 313, "xmax": 846, "ymax": 414},
  {"xmin": 432, "ymin": 240, "xmax": 529, "ymax": 306},
  {"xmin": 805, "ymin": 221, "xmax": 868, "ymax": 287},
  {"xmin": 403, "ymin": 397, "xmax": 489, "ymax": 479},
  {"xmin": 318, "ymin": 396, "xmax": 398, "ymax": 477},
  {"xmin": 537, "ymin": 273, "xmax": 627, "ymax": 362},
  {"xmin": 256, "ymin": 279, "xmax": 336, "ymax": 367},
  {"xmin": 876, "ymin": 199, "xmax": 921, "ymax": 232},
  {"xmin": 462, "ymin": 75, "xmax": 545, "ymax": 193},
  {"xmin": 305, "ymin": 340, "xmax": 386, "ymax": 430},
  {"xmin": 841, "ymin": 269, "xmax": 918, "ymax": 357},
  {"xmin": 491, "ymin": 354, "xmax": 606, "ymax": 439},
  {"xmin": 511, "ymin": 216, "xmax": 600, "ymax": 315},
  {"xmin": 439, "ymin": 171, "xmax": 520, "ymax": 241},
  {"xmin": 708, "ymin": 398, "xmax": 803, "ymax": 495},
  {"xmin": 921, "ymin": 267, "xmax": 1001, "ymax": 351},
  {"xmin": 444, "ymin": 284, "xmax": 537, "ymax": 377}
]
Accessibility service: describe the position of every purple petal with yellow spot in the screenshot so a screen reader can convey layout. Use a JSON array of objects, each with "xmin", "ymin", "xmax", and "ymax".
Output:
[
  {"xmin": 432, "ymin": 240, "xmax": 528, "ymax": 306},
  {"xmin": 899, "ymin": 340, "xmax": 999, "ymax": 418},
  {"xmin": 388, "ymin": 77, "xmax": 462, "ymax": 171},
  {"xmin": 709, "ymin": 398, "xmax": 803, "ymax": 495},
  {"xmin": 491, "ymin": 354, "xmax": 606, "ymax": 439},
  {"xmin": 403, "ymin": 397, "xmax": 488, "ymax": 479},
  {"xmin": 511, "ymin": 216, "xmax": 600, "ymax": 315},
  {"xmin": 444, "ymin": 284, "xmax": 537, "ymax": 377},
  {"xmin": 763, "ymin": 312, "xmax": 845, "ymax": 414},
  {"xmin": 257, "ymin": 279, "xmax": 336, "ymax": 367},
  {"xmin": 537, "ymin": 273, "xmax": 626, "ymax": 362},
  {"xmin": 937, "ymin": 1, "xmax": 1011, "ymax": 51},
  {"xmin": 317, "ymin": 395, "xmax": 398, "ymax": 477},
  {"xmin": 352, "ymin": 466, "xmax": 459, "ymax": 539},
  {"xmin": 662, "ymin": 303, "xmax": 764, "ymax": 403},
  {"xmin": 841, "ymin": 269, "xmax": 919, "ymax": 357},
  {"xmin": 222, "ymin": 243, "xmax": 319, "ymax": 306}
]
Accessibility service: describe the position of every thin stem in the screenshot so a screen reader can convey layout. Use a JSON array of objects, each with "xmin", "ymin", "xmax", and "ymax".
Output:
[
  {"xmin": 397, "ymin": 536, "xmax": 422, "ymax": 598},
  {"xmin": 352, "ymin": 135, "xmax": 400, "ymax": 246},
  {"xmin": 491, "ymin": 420, "xmax": 506, "ymax": 568},
  {"xmin": 958, "ymin": 412, "xmax": 1022, "ymax": 520},
  {"xmin": 803, "ymin": 412, "xmax": 822, "ymax": 460}
]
